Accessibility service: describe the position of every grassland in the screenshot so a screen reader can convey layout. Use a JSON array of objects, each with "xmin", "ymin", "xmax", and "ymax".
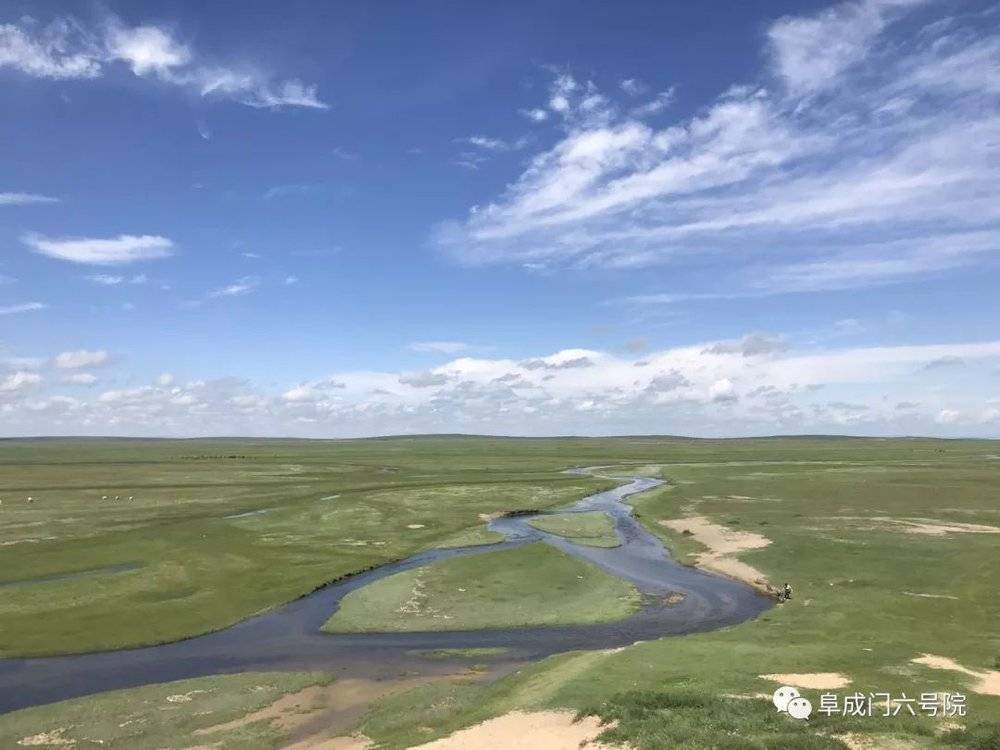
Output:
[
  {"xmin": 0, "ymin": 438, "xmax": 616, "ymax": 656},
  {"xmin": 0, "ymin": 671, "xmax": 332, "ymax": 749},
  {"xmin": 1, "ymin": 436, "xmax": 999, "ymax": 749},
  {"xmin": 323, "ymin": 542, "xmax": 640, "ymax": 633},
  {"xmin": 527, "ymin": 510, "xmax": 620, "ymax": 547}
]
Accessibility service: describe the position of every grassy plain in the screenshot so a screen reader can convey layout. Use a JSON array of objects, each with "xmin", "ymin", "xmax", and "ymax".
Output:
[
  {"xmin": 527, "ymin": 510, "xmax": 621, "ymax": 547},
  {"xmin": 323, "ymin": 542, "xmax": 640, "ymax": 632},
  {"xmin": 0, "ymin": 438, "xmax": 615, "ymax": 656},
  {"xmin": 1, "ymin": 436, "xmax": 999, "ymax": 749},
  {"xmin": 0, "ymin": 671, "xmax": 332, "ymax": 749}
]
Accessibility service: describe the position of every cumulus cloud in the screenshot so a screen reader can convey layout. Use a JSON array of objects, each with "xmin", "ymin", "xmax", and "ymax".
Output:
[
  {"xmin": 24, "ymin": 233, "xmax": 174, "ymax": 265},
  {"xmin": 0, "ymin": 15, "xmax": 326, "ymax": 109},
  {"xmin": 282, "ymin": 378, "xmax": 346, "ymax": 403},
  {"xmin": 3, "ymin": 336, "xmax": 1000, "ymax": 437},
  {"xmin": 434, "ymin": 1, "xmax": 1000, "ymax": 298},
  {"xmin": 54, "ymin": 349, "xmax": 110, "ymax": 369},
  {"xmin": 0, "ymin": 370, "xmax": 42, "ymax": 393}
]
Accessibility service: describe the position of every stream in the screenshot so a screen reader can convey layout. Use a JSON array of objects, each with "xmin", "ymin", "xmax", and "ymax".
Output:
[{"xmin": 0, "ymin": 470, "xmax": 771, "ymax": 714}]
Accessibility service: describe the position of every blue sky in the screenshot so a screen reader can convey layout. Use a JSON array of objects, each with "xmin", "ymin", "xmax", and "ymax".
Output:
[{"xmin": 2, "ymin": 0, "xmax": 1000, "ymax": 437}]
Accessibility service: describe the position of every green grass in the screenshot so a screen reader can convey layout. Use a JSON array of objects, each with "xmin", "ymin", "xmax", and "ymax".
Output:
[
  {"xmin": 1, "ymin": 436, "xmax": 999, "ymax": 749},
  {"xmin": 323, "ymin": 542, "xmax": 641, "ymax": 633},
  {"xmin": 0, "ymin": 671, "xmax": 331, "ymax": 749},
  {"xmin": 0, "ymin": 439, "xmax": 617, "ymax": 656},
  {"xmin": 527, "ymin": 510, "xmax": 620, "ymax": 547}
]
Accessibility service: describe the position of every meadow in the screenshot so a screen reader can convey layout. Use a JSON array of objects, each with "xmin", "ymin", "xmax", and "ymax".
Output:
[{"xmin": 1, "ymin": 436, "xmax": 998, "ymax": 748}]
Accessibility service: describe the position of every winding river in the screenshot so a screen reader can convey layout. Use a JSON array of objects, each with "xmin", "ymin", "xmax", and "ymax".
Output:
[{"xmin": 0, "ymin": 470, "xmax": 771, "ymax": 715}]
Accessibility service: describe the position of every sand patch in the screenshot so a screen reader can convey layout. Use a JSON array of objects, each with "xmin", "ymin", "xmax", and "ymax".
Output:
[
  {"xmin": 819, "ymin": 516, "xmax": 1000, "ymax": 536},
  {"xmin": 911, "ymin": 654, "xmax": 1000, "ymax": 696},
  {"xmin": 17, "ymin": 728, "xmax": 75, "ymax": 746},
  {"xmin": 409, "ymin": 710, "xmax": 623, "ymax": 750},
  {"xmin": 760, "ymin": 673, "xmax": 851, "ymax": 690},
  {"xmin": 832, "ymin": 733, "xmax": 920, "ymax": 750},
  {"xmin": 167, "ymin": 689, "xmax": 207, "ymax": 703},
  {"xmin": 282, "ymin": 735, "xmax": 371, "ymax": 750},
  {"xmin": 199, "ymin": 676, "xmax": 480, "ymax": 748},
  {"xmin": 902, "ymin": 591, "xmax": 958, "ymax": 600},
  {"xmin": 660, "ymin": 515, "xmax": 772, "ymax": 593}
]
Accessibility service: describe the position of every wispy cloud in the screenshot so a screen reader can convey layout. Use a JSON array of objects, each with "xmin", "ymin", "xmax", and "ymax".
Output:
[
  {"xmin": 458, "ymin": 135, "xmax": 529, "ymax": 152},
  {"xmin": 263, "ymin": 184, "xmax": 321, "ymax": 200},
  {"xmin": 408, "ymin": 341, "xmax": 472, "ymax": 354},
  {"xmin": 0, "ymin": 15, "xmax": 327, "ymax": 109},
  {"xmin": 0, "ymin": 302, "xmax": 47, "ymax": 315},
  {"xmin": 85, "ymin": 273, "xmax": 149, "ymax": 285},
  {"xmin": 454, "ymin": 134, "xmax": 530, "ymax": 169},
  {"xmin": 434, "ymin": 0, "xmax": 1000, "ymax": 298},
  {"xmin": 24, "ymin": 233, "xmax": 174, "ymax": 265},
  {"xmin": 0, "ymin": 192, "xmax": 59, "ymax": 205},
  {"xmin": 208, "ymin": 275, "xmax": 260, "ymax": 298}
]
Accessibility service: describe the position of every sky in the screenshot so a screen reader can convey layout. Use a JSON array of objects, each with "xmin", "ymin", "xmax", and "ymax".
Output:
[{"xmin": 2, "ymin": 0, "xmax": 1000, "ymax": 438}]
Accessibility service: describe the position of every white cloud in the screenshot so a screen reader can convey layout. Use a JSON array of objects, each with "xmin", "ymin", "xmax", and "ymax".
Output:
[
  {"xmin": 284, "ymin": 275, "xmax": 299, "ymax": 285},
  {"xmin": 156, "ymin": 373, "xmax": 175, "ymax": 387},
  {"xmin": 935, "ymin": 408, "xmax": 960, "ymax": 425},
  {"xmin": 3, "ymin": 336, "xmax": 1000, "ymax": 437},
  {"xmin": 87, "ymin": 274, "xmax": 124, "ymax": 285},
  {"xmin": 25, "ymin": 233, "xmax": 174, "ymax": 265},
  {"xmin": 766, "ymin": 0, "xmax": 916, "ymax": 94},
  {"xmin": 104, "ymin": 23, "xmax": 190, "ymax": 76},
  {"xmin": 0, "ymin": 15, "xmax": 326, "ymax": 109},
  {"xmin": 620, "ymin": 78, "xmax": 647, "ymax": 96},
  {"xmin": 63, "ymin": 372, "xmax": 98, "ymax": 385},
  {"xmin": 207, "ymin": 276, "xmax": 260, "ymax": 298},
  {"xmin": 519, "ymin": 108, "xmax": 549, "ymax": 122},
  {"xmin": 55, "ymin": 349, "xmax": 110, "ymax": 369},
  {"xmin": 0, "ymin": 370, "xmax": 42, "ymax": 393},
  {"xmin": 434, "ymin": 1, "xmax": 1000, "ymax": 297},
  {"xmin": 0, "ymin": 302, "xmax": 46, "ymax": 315},
  {"xmin": 0, "ymin": 192, "xmax": 59, "ymax": 205},
  {"xmin": 282, "ymin": 378, "xmax": 345, "ymax": 402},
  {"xmin": 459, "ymin": 135, "xmax": 528, "ymax": 152},
  {"xmin": 0, "ymin": 19, "xmax": 101, "ymax": 79}
]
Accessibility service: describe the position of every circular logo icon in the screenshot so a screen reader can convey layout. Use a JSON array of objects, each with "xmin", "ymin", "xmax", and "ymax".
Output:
[
  {"xmin": 772, "ymin": 686, "xmax": 800, "ymax": 712},
  {"xmin": 787, "ymin": 696, "xmax": 813, "ymax": 720}
]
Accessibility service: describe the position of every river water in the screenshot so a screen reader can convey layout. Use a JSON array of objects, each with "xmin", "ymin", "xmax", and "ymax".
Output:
[{"xmin": 0, "ymin": 471, "xmax": 771, "ymax": 714}]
